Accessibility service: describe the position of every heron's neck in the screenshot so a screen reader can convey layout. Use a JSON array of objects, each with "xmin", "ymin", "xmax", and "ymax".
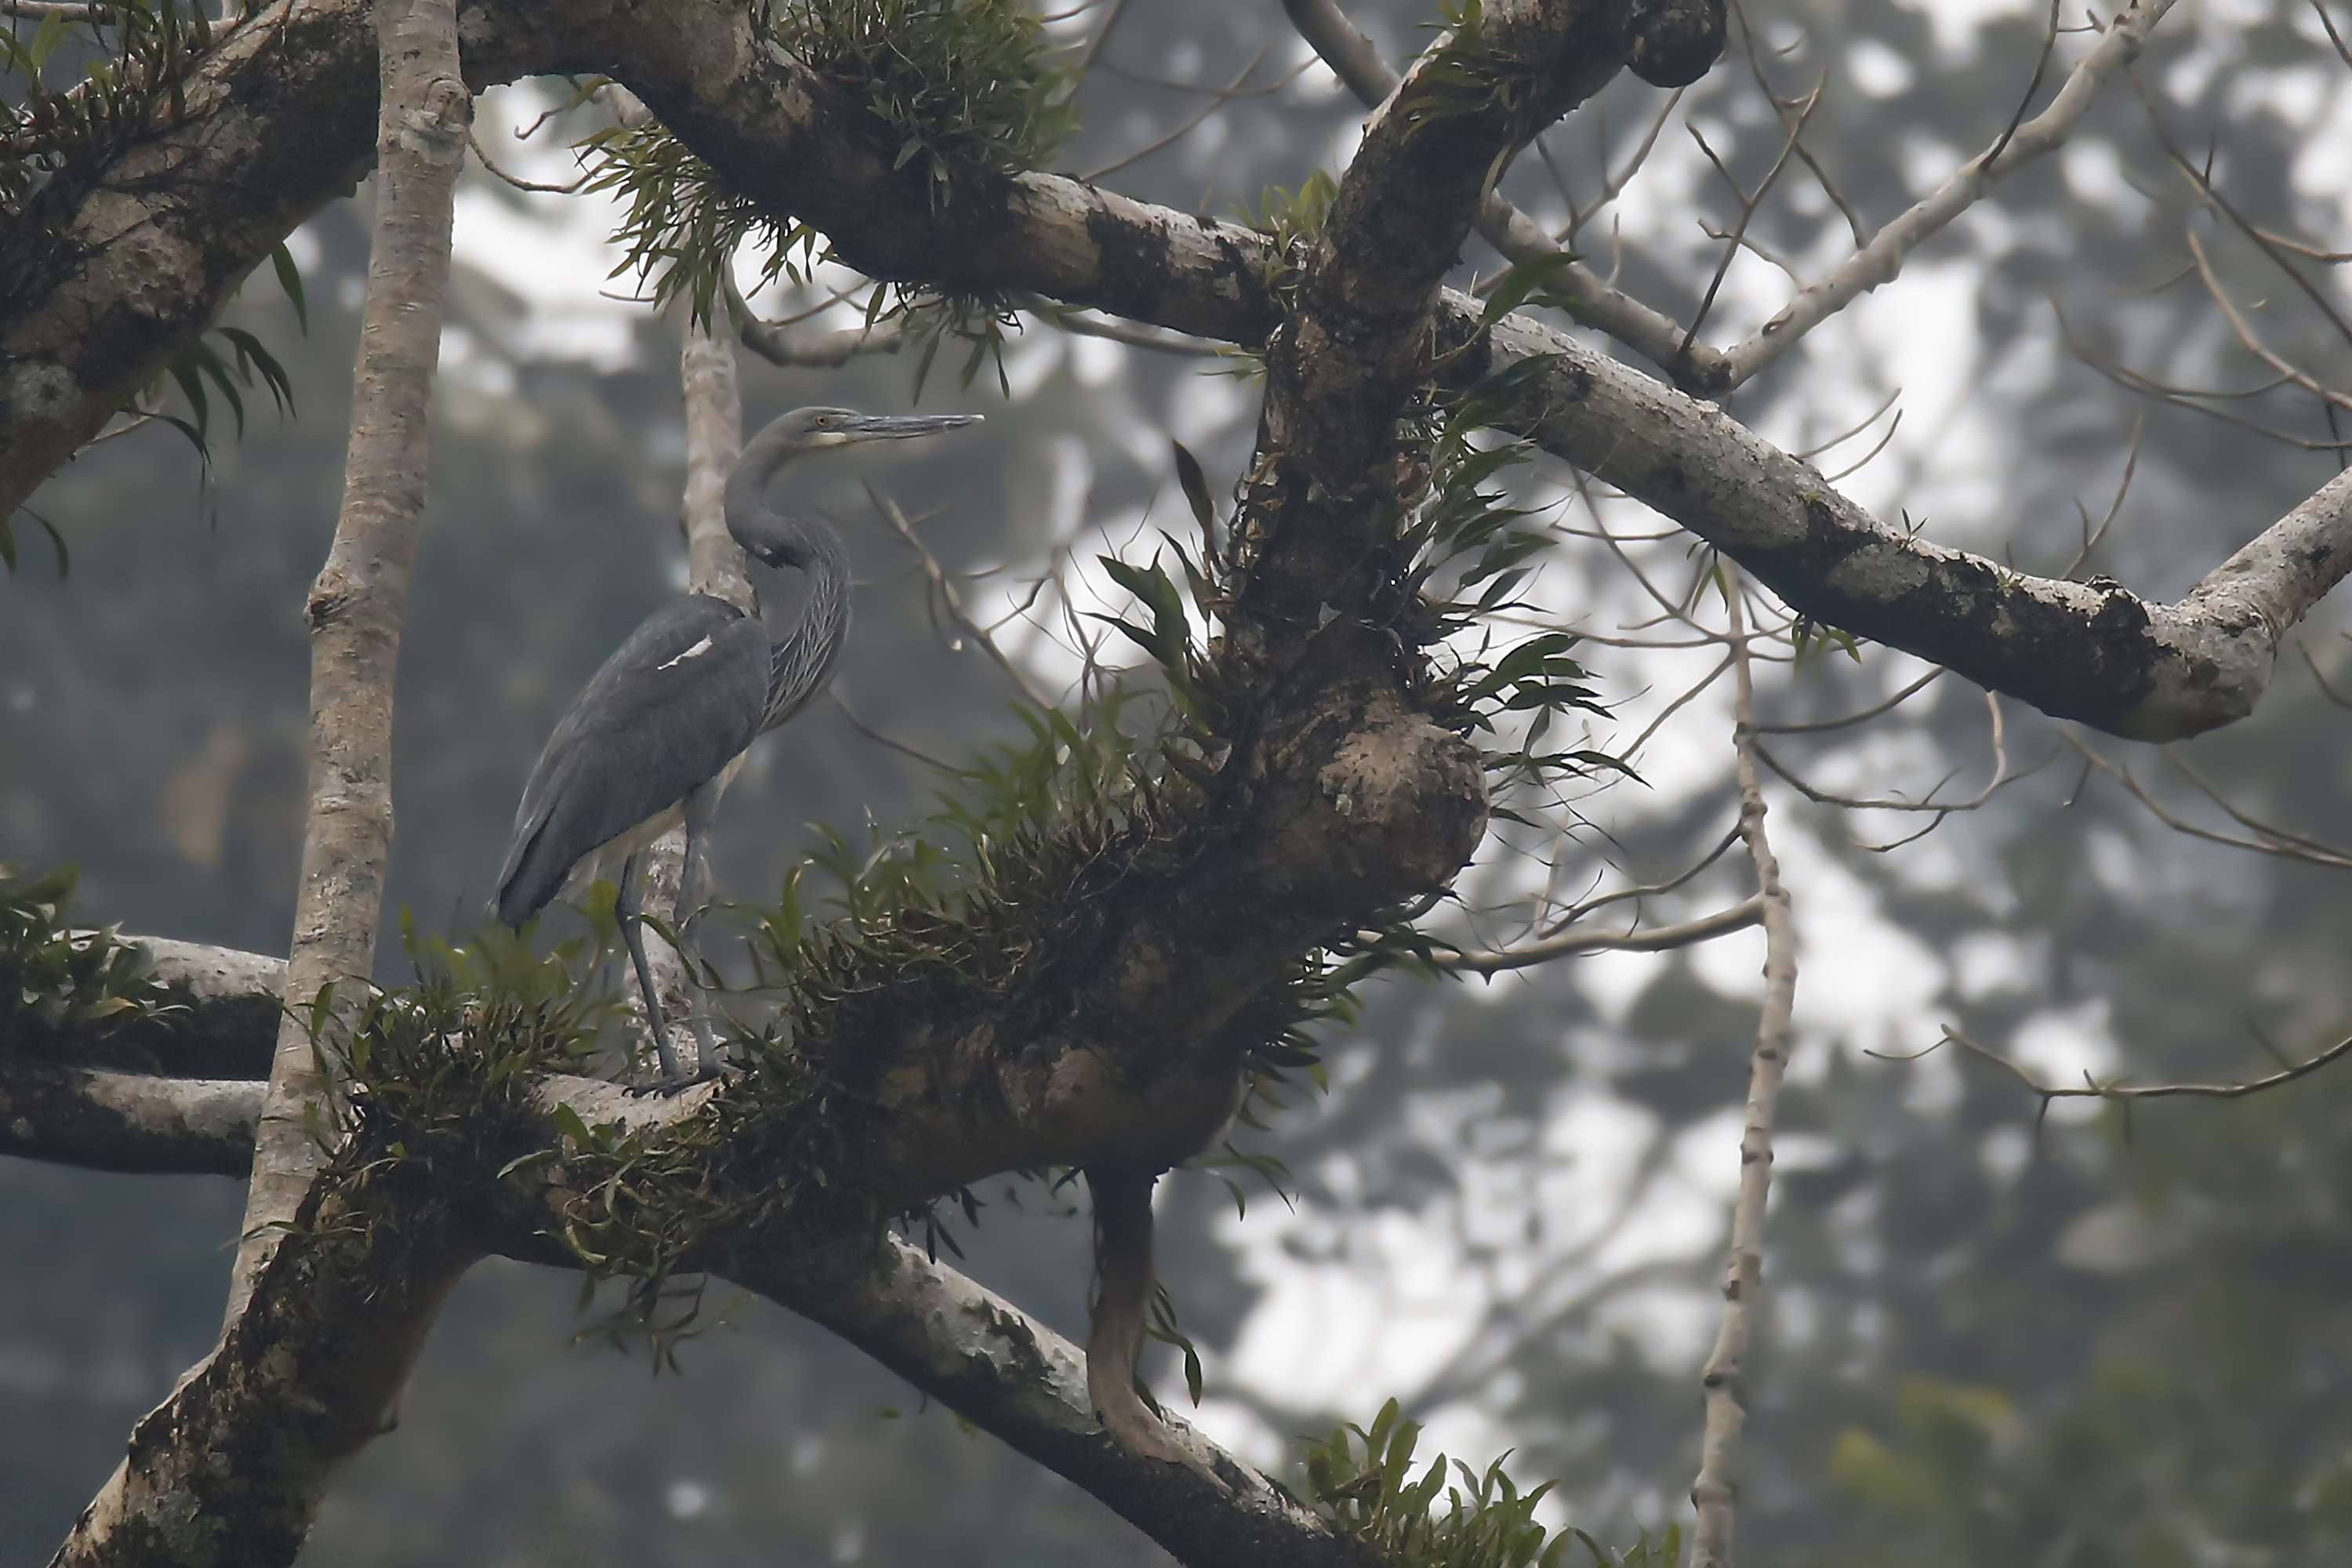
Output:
[{"xmin": 760, "ymin": 512, "xmax": 851, "ymax": 731}]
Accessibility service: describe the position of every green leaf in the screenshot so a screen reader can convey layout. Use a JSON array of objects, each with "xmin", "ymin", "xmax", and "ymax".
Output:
[
  {"xmin": 1478, "ymin": 251, "xmax": 1581, "ymax": 330},
  {"xmin": 1171, "ymin": 441, "xmax": 1216, "ymax": 535},
  {"xmin": 270, "ymin": 241, "xmax": 309, "ymax": 333},
  {"xmin": 550, "ymin": 1102, "xmax": 593, "ymax": 1148},
  {"xmin": 28, "ymin": 510, "xmax": 69, "ymax": 577},
  {"xmin": 27, "ymin": 7, "xmax": 70, "ymax": 72}
]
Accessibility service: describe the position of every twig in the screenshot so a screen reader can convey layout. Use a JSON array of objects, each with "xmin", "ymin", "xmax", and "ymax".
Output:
[
  {"xmin": 1714, "ymin": 0, "xmax": 2180, "ymax": 389},
  {"xmin": 1, "ymin": 0, "xmax": 101, "ymax": 17},
  {"xmin": 1876, "ymin": 1025, "xmax": 2352, "ymax": 1105},
  {"xmin": 466, "ymin": 129, "xmax": 584, "ymax": 194},
  {"xmin": 2063, "ymin": 733, "xmax": 2352, "ymax": 869},
  {"xmin": 1013, "ymin": 294, "xmax": 1226, "ymax": 358},
  {"xmin": 866, "ymin": 485, "xmax": 1055, "ymax": 712},
  {"xmin": 1082, "ymin": 49, "xmax": 1297, "ymax": 180},
  {"xmin": 1686, "ymin": 562, "xmax": 1798, "ymax": 1568},
  {"xmin": 1757, "ymin": 666, "xmax": 1941, "ymax": 735},
  {"xmin": 829, "ymin": 689, "xmax": 953, "ymax": 771},
  {"xmin": 1437, "ymin": 897, "xmax": 1763, "ymax": 975}
]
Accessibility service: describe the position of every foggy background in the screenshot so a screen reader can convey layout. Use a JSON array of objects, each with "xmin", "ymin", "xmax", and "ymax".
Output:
[{"xmin": 9, "ymin": 0, "xmax": 2352, "ymax": 1562}]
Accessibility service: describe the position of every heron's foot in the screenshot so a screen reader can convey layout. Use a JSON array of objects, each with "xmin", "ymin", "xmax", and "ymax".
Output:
[{"xmin": 622, "ymin": 1062, "xmax": 727, "ymax": 1098}]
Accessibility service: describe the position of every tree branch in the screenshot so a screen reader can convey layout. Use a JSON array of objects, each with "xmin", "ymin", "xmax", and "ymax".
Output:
[
  {"xmin": 1711, "ymin": 0, "xmax": 2178, "ymax": 390},
  {"xmin": 1436, "ymin": 895, "xmax": 1762, "ymax": 975},
  {"xmin": 1479, "ymin": 310, "xmax": 2352, "ymax": 740},
  {"xmin": 1686, "ymin": 561, "xmax": 1797, "ymax": 1568},
  {"xmin": 0, "ymin": 1063, "xmax": 260, "ymax": 1175},
  {"xmin": 227, "ymin": 0, "xmax": 470, "ymax": 1322}
]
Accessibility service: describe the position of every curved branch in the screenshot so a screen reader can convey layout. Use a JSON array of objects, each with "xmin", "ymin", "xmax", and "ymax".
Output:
[{"xmin": 1480, "ymin": 309, "xmax": 2352, "ymax": 740}]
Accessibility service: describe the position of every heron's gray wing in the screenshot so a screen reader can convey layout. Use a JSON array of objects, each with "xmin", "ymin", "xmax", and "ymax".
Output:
[{"xmin": 497, "ymin": 595, "xmax": 769, "ymax": 925}]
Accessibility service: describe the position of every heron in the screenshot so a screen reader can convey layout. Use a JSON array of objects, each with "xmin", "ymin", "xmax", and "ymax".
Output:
[{"xmin": 496, "ymin": 405, "xmax": 982, "ymax": 1087}]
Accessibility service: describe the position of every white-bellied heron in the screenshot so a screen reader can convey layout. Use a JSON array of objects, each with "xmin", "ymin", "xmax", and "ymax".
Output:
[{"xmin": 496, "ymin": 405, "xmax": 982, "ymax": 1085}]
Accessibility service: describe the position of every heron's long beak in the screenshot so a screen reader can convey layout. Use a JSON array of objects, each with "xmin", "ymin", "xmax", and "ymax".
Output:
[{"xmin": 838, "ymin": 413, "xmax": 984, "ymax": 443}]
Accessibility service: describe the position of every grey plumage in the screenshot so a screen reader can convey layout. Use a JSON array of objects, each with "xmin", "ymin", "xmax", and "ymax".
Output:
[
  {"xmin": 495, "ymin": 596, "xmax": 768, "ymax": 927},
  {"xmin": 495, "ymin": 405, "xmax": 981, "ymax": 1085}
]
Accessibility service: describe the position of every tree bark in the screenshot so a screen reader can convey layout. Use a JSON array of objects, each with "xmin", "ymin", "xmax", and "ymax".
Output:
[{"xmin": 226, "ymin": 0, "xmax": 470, "ymax": 1320}]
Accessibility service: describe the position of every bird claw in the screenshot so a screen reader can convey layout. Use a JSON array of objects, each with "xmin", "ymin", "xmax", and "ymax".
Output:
[
  {"xmin": 623, "ymin": 1065, "xmax": 720, "ymax": 1098},
  {"xmin": 622, "ymin": 1059, "xmax": 745, "ymax": 1098}
]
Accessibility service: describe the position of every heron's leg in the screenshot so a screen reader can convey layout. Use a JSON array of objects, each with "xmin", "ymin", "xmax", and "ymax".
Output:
[
  {"xmin": 615, "ymin": 851, "xmax": 685, "ymax": 1083},
  {"xmin": 677, "ymin": 780, "xmax": 725, "ymax": 1078}
]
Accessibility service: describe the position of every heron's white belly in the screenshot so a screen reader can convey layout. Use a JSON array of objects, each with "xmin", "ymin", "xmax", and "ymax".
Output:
[{"xmin": 556, "ymin": 748, "xmax": 752, "ymax": 899}]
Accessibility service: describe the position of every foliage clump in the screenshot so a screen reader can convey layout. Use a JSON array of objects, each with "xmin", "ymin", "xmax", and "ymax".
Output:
[
  {"xmin": 1302, "ymin": 1399, "xmax": 1679, "ymax": 1568},
  {"xmin": 585, "ymin": 0, "xmax": 1075, "ymax": 325},
  {"xmin": 0, "ymin": 862, "xmax": 172, "ymax": 1058}
]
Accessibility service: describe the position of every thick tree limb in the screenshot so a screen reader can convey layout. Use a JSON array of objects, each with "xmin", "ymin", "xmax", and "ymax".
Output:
[
  {"xmin": 1278, "ymin": 0, "xmax": 1707, "ymax": 377},
  {"xmin": 1478, "ymin": 312, "xmax": 2352, "ymax": 739},
  {"xmin": 720, "ymin": 1233, "xmax": 1384, "ymax": 1568},
  {"xmin": 5, "ymin": 0, "xmax": 2329, "ymax": 746},
  {"xmin": 228, "ymin": 0, "xmax": 471, "ymax": 1322},
  {"xmin": 51, "ymin": 1183, "xmax": 479, "ymax": 1568},
  {"xmin": 0, "ymin": 1063, "xmax": 259, "ymax": 1175}
]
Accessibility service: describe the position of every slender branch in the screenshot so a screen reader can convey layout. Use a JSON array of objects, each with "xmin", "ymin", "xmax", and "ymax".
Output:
[
  {"xmin": 1711, "ymin": 0, "xmax": 2180, "ymax": 389},
  {"xmin": 867, "ymin": 485, "xmax": 1055, "ymax": 711},
  {"xmin": 1013, "ymin": 295, "xmax": 1226, "ymax": 358},
  {"xmin": 1437, "ymin": 895, "xmax": 1763, "ymax": 975},
  {"xmin": 1883, "ymin": 1025, "xmax": 2352, "ymax": 1103},
  {"xmin": 2063, "ymin": 733, "xmax": 2352, "ymax": 869},
  {"xmin": 1755, "ymin": 666, "xmax": 1941, "ymax": 735},
  {"xmin": 736, "ymin": 314, "xmax": 906, "ymax": 368},
  {"xmin": 466, "ymin": 129, "xmax": 585, "ymax": 194},
  {"xmin": 1686, "ymin": 562, "xmax": 1798, "ymax": 1568},
  {"xmin": 227, "ymin": 0, "xmax": 470, "ymax": 1323},
  {"xmin": 615, "ymin": 317, "xmax": 755, "ymax": 1080}
]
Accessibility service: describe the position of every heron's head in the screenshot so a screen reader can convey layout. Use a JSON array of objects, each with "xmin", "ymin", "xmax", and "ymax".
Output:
[
  {"xmin": 728, "ymin": 406, "xmax": 982, "ymax": 568},
  {"xmin": 757, "ymin": 405, "xmax": 984, "ymax": 456}
]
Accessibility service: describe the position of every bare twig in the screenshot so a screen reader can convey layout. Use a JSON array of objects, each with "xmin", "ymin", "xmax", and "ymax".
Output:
[
  {"xmin": 1758, "ymin": 691, "xmax": 2018, "ymax": 815},
  {"xmin": 866, "ymin": 485, "xmax": 1055, "ymax": 711},
  {"xmin": 1757, "ymin": 666, "xmax": 1942, "ymax": 735},
  {"xmin": 466, "ymin": 129, "xmax": 584, "ymax": 194},
  {"xmin": 1082, "ymin": 49, "xmax": 1294, "ymax": 180},
  {"xmin": 1014, "ymin": 293, "xmax": 1226, "ymax": 358},
  {"xmin": 2063, "ymin": 733, "xmax": 2352, "ymax": 869},
  {"xmin": 1715, "ymin": 0, "xmax": 2180, "ymax": 390},
  {"xmin": 1687, "ymin": 563, "xmax": 1798, "ymax": 1568},
  {"xmin": 1438, "ymin": 896, "xmax": 1763, "ymax": 975},
  {"xmin": 1876, "ymin": 1025, "xmax": 2352, "ymax": 1105},
  {"xmin": 829, "ymin": 688, "xmax": 953, "ymax": 771}
]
